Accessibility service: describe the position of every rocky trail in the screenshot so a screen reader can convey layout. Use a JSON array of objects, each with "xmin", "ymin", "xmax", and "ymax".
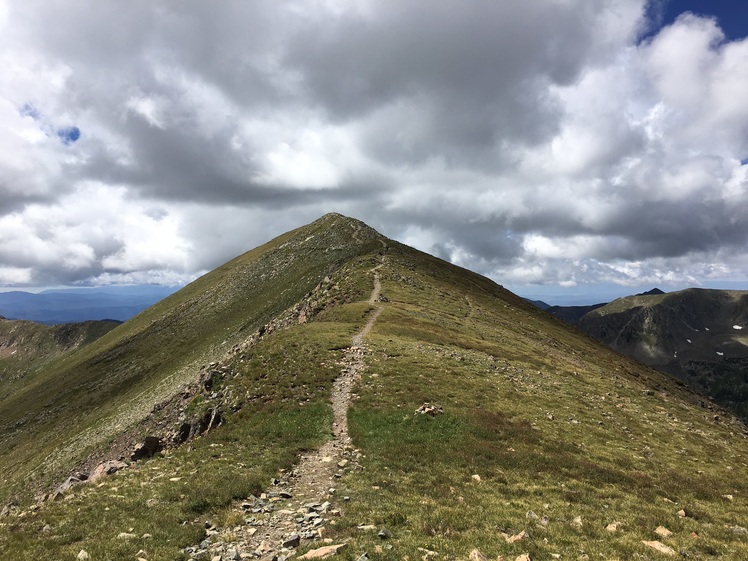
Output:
[{"xmin": 185, "ymin": 261, "xmax": 385, "ymax": 561}]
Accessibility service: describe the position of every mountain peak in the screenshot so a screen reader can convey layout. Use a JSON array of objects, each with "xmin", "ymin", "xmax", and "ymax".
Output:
[{"xmin": 636, "ymin": 287, "xmax": 665, "ymax": 296}]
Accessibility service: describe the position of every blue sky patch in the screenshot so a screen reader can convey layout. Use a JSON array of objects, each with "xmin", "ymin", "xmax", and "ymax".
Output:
[
  {"xmin": 20, "ymin": 103, "xmax": 41, "ymax": 120},
  {"xmin": 57, "ymin": 126, "xmax": 81, "ymax": 145}
]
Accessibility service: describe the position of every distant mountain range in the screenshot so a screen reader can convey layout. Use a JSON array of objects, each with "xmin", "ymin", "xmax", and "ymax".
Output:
[
  {"xmin": 543, "ymin": 287, "xmax": 748, "ymax": 419},
  {"xmin": 0, "ymin": 285, "xmax": 178, "ymax": 324}
]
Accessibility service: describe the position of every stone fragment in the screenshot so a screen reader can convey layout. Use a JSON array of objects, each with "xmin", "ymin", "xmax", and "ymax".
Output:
[
  {"xmin": 655, "ymin": 526, "xmax": 672, "ymax": 538},
  {"xmin": 56, "ymin": 474, "xmax": 87, "ymax": 494},
  {"xmin": 515, "ymin": 555, "xmax": 532, "ymax": 561},
  {"xmin": 504, "ymin": 530, "xmax": 526, "ymax": 543},
  {"xmin": 283, "ymin": 534, "xmax": 301, "ymax": 548},
  {"xmin": 117, "ymin": 532, "xmax": 137, "ymax": 539},
  {"xmin": 89, "ymin": 460, "xmax": 128, "ymax": 483},
  {"xmin": 642, "ymin": 541, "xmax": 676, "ymax": 556},
  {"xmin": 468, "ymin": 549, "xmax": 488, "ymax": 561},
  {"xmin": 677, "ymin": 509, "xmax": 687, "ymax": 518},
  {"xmin": 471, "ymin": 474, "xmax": 481, "ymax": 483},
  {"xmin": 417, "ymin": 547, "xmax": 438, "ymax": 559},
  {"xmin": 605, "ymin": 522, "xmax": 618, "ymax": 533},
  {"xmin": 415, "ymin": 403, "xmax": 444, "ymax": 416},
  {"xmin": 298, "ymin": 543, "xmax": 348, "ymax": 559},
  {"xmin": 77, "ymin": 551, "xmax": 90, "ymax": 560}
]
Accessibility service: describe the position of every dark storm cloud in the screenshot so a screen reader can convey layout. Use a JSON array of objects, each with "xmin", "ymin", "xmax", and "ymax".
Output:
[{"xmin": 283, "ymin": 1, "xmax": 601, "ymax": 167}]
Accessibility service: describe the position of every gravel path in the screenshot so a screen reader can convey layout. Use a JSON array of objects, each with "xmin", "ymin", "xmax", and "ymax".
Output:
[{"xmin": 185, "ymin": 262, "xmax": 385, "ymax": 561}]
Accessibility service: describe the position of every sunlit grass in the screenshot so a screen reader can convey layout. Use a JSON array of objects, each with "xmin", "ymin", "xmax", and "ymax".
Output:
[{"xmin": 2, "ymin": 222, "xmax": 747, "ymax": 560}]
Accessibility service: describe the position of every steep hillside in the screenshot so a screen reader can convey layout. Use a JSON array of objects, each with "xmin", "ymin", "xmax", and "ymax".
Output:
[
  {"xmin": 1, "ymin": 215, "xmax": 747, "ymax": 560},
  {"xmin": 0, "ymin": 214, "xmax": 382, "ymax": 503},
  {"xmin": 0, "ymin": 317, "xmax": 119, "ymax": 393},
  {"xmin": 579, "ymin": 288, "xmax": 748, "ymax": 417}
]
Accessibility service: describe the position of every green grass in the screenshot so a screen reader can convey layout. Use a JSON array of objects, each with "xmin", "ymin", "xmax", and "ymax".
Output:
[
  {"xmin": 317, "ymin": 243, "xmax": 748, "ymax": 560},
  {"xmin": 0, "ymin": 317, "xmax": 361, "ymax": 559},
  {"xmin": 0, "ymin": 318, "xmax": 118, "ymax": 397},
  {"xmin": 0, "ymin": 214, "xmax": 381, "ymax": 504},
  {"xmin": 2, "ymin": 215, "xmax": 748, "ymax": 560}
]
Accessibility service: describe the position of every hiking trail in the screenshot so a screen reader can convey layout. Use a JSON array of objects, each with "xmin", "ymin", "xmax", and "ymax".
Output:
[{"xmin": 185, "ymin": 258, "xmax": 386, "ymax": 560}]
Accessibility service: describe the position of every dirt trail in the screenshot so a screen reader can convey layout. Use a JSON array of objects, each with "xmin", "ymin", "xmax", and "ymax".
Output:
[{"xmin": 185, "ymin": 261, "xmax": 385, "ymax": 560}]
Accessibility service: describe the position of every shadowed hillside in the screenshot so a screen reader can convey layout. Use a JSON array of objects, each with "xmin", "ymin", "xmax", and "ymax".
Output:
[
  {"xmin": 1, "ymin": 215, "xmax": 747, "ymax": 560},
  {"xmin": 579, "ymin": 288, "xmax": 748, "ymax": 418}
]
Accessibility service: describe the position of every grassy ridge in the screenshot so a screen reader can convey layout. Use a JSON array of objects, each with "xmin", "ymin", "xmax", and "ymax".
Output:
[
  {"xmin": 0, "ymin": 214, "xmax": 381, "ymax": 503},
  {"xmin": 0, "ymin": 244, "xmax": 382, "ymax": 559},
  {"xmin": 0, "ymin": 321, "xmax": 354, "ymax": 559},
  {"xmin": 330, "ymin": 242, "xmax": 748, "ymax": 560},
  {"xmin": 1, "ymin": 215, "xmax": 747, "ymax": 560}
]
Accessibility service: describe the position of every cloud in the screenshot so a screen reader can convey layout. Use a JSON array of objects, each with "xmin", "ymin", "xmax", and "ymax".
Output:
[{"xmin": 1, "ymin": 0, "xmax": 748, "ymax": 292}]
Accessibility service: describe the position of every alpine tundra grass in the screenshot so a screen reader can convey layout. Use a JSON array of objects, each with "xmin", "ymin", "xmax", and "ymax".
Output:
[{"xmin": 1, "ymin": 214, "xmax": 746, "ymax": 560}]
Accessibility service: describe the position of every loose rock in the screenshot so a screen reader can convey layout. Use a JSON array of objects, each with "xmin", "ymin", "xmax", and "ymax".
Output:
[
  {"xmin": 642, "ymin": 540, "xmax": 676, "ymax": 556},
  {"xmin": 298, "ymin": 543, "xmax": 348, "ymax": 559},
  {"xmin": 504, "ymin": 530, "xmax": 526, "ymax": 543},
  {"xmin": 468, "ymin": 549, "xmax": 488, "ymax": 561},
  {"xmin": 283, "ymin": 534, "xmax": 301, "ymax": 548},
  {"xmin": 89, "ymin": 460, "xmax": 128, "ymax": 483},
  {"xmin": 415, "ymin": 403, "xmax": 444, "ymax": 416}
]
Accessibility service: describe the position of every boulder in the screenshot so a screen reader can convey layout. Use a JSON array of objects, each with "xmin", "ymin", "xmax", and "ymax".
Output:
[
  {"xmin": 89, "ymin": 460, "xmax": 128, "ymax": 483},
  {"xmin": 131, "ymin": 436, "xmax": 163, "ymax": 461}
]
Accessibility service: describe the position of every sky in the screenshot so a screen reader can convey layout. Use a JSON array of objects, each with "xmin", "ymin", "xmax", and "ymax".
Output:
[{"xmin": 1, "ymin": 0, "xmax": 748, "ymax": 305}]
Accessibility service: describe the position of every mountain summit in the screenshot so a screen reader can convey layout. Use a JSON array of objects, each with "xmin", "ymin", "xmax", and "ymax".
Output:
[{"xmin": 1, "ymin": 214, "xmax": 747, "ymax": 559}]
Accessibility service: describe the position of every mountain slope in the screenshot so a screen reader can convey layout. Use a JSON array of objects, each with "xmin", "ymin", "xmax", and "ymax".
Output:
[
  {"xmin": 579, "ymin": 288, "xmax": 748, "ymax": 417},
  {"xmin": 1, "ymin": 215, "xmax": 747, "ymax": 560},
  {"xmin": 0, "ymin": 213, "xmax": 382, "ymax": 501},
  {"xmin": 0, "ymin": 317, "xmax": 119, "ymax": 397}
]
